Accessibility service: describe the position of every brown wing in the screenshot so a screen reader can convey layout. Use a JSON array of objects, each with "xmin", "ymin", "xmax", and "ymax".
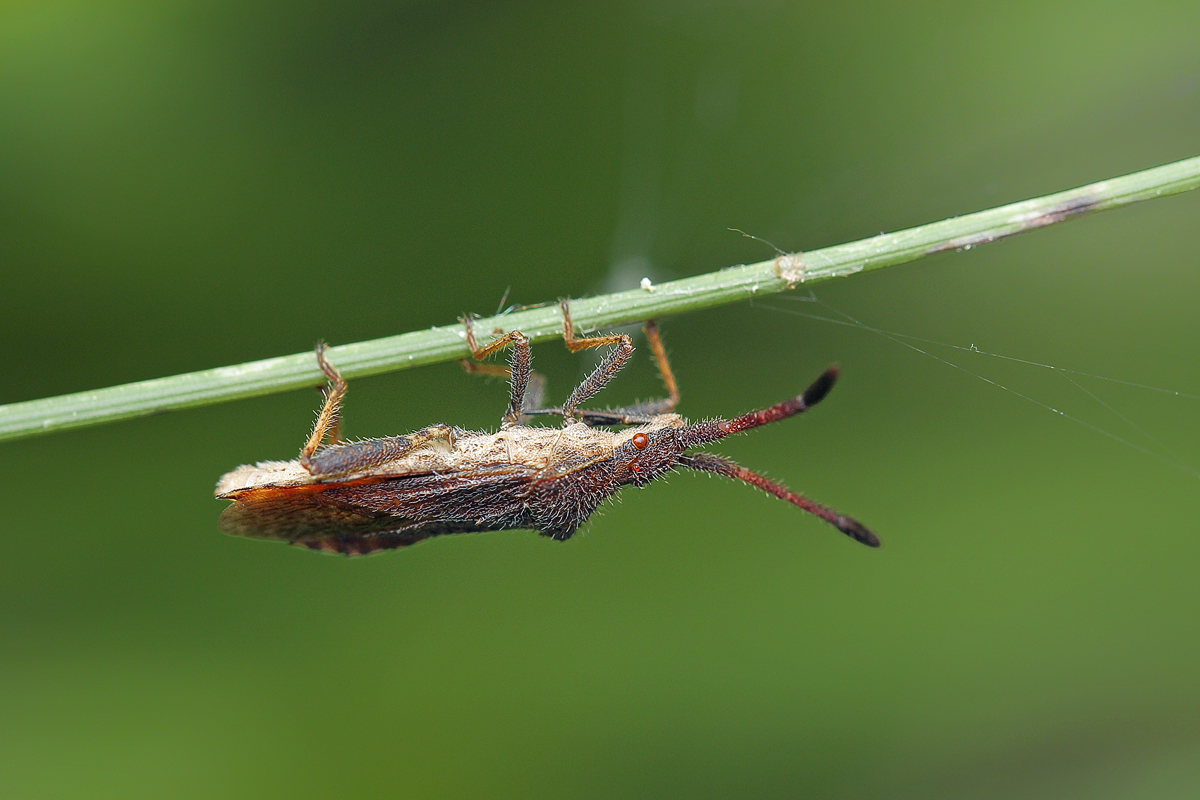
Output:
[{"xmin": 217, "ymin": 485, "xmax": 502, "ymax": 556}]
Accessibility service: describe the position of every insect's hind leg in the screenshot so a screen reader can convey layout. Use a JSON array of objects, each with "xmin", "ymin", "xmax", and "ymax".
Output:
[
  {"xmin": 299, "ymin": 343, "xmax": 347, "ymax": 464},
  {"xmin": 459, "ymin": 315, "xmax": 540, "ymax": 428},
  {"xmin": 296, "ymin": 345, "xmax": 457, "ymax": 479},
  {"xmin": 304, "ymin": 424, "xmax": 455, "ymax": 478}
]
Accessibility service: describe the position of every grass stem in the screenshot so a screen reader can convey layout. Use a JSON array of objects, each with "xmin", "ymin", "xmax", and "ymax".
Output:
[{"xmin": 3, "ymin": 154, "xmax": 1199, "ymax": 443}]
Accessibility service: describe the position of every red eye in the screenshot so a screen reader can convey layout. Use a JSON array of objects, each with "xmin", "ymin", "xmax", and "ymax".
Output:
[{"xmin": 632, "ymin": 432, "xmax": 649, "ymax": 450}]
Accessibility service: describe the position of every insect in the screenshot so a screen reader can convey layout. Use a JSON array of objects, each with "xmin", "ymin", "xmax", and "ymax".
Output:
[{"xmin": 215, "ymin": 302, "xmax": 879, "ymax": 554}]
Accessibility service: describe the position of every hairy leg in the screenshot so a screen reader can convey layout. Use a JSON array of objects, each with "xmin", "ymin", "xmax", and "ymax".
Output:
[
  {"xmin": 298, "ymin": 344, "xmax": 455, "ymax": 478},
  {"xmin": 558, "ymin": 299, "xmax": 635, "ymax": 420},
  {"xmin": 299, "ymin": 342, "xmax": 347, "ymax": 463},
  {"xmin": 459, "ymin": 315, "xmax": 536, "ymax": 428}
]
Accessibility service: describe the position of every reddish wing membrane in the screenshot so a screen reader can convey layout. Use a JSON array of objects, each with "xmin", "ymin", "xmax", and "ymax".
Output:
[{"xmin": 218, "ymin": 486, "xmax": 503, "ymax": 555}]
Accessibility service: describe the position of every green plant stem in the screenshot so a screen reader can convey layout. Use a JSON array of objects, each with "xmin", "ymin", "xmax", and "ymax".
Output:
[{"xmin": 4, "ymin": 155, "xmax": 1200, "ymax": 443}]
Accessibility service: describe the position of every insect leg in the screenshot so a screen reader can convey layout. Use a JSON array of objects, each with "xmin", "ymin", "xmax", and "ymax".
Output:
[
  {"xmin": 639, "ymin": 319, "xmax": 680, "ymax": 412},
  {"xmin": 459, "ymin": 315, "xmax": 535, "ymax": 428},
  {"xmin": 559, "ymin": 299, "xmax": 634, "ymax": 420},
  {"xmin": 299, "ymin": 343, "xmax": 347, "ymax": 463},
  {"xmin": 582, "ymin": 320, "xmax": 680, "ymax": 422},
  {"xmin": 529, "ymin": 320, "xmax": 678, "ymax": 426},
  {"xmin": 303, "ymin": 424, "xmax": 455, "ymax": 477},
  {"xmin": 296, "ymin": 345, "xmax": 458, "ymax": 478}
]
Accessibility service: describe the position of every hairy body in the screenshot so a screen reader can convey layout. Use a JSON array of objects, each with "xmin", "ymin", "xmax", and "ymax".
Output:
[
  {"xmin": 217, "ymin": 417, "xmax": 685, "ymax": 552},
  {"xmin": 216, "ymin": 310, "xmax": 878, "ymax": 555}
]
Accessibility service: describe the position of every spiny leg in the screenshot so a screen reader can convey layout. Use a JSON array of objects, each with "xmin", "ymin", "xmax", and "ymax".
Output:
[
  {"xmin": 299, "ymin": 343, "xmax": 347, "ymax": 465},
  {"xmin": 585, "ymin": 319, "xmax": 679, "ymax": 421},
  {"xmin": 529, "ymin": 319, "xmax": 679, "ymax": 427},
  {"xmin": 459, "ymin": 315, "xmax": 536, "ymax": 428},
  {"xmin": 558, "ymin": 299, "xmax": 635, "ymax": 420},
  {"xmin": 304, "ymin": 424, "xmax": 454, "ymax": 478},
  {"xmin": 297, "ymin": 345, "xmax": 457, "ymax": 478},
  {"xmin": 460, "ymin": 360, "xmax": 546, "ymax": 421}
]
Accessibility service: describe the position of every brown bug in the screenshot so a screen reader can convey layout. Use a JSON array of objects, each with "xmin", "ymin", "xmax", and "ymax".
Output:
[{"xmin": 215, "ymin": 303, "xmax": 879, "ymax": 554}]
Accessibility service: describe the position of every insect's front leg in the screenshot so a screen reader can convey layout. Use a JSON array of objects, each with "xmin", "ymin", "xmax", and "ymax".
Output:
[
  {"xmin": 558, "ymin": 299, "xmax": 634, "ymax": 420},
  {"xmin": 459, "ymin": 316, "xmax": 536, "ymax": 429},
  {"xmin": 570, "ymin": 320, "xmax": 682, "ymax": 424}
]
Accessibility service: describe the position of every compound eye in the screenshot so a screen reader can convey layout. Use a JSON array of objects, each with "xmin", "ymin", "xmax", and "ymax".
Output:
[{"xmin": 631, "ymin": 432, "xmax": 649, "ymax": 450}]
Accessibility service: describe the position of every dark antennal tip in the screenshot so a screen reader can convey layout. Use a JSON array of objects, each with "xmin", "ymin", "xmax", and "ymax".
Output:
[
  {"xmin": 836, "ymin": 515, "xmax": 881, "ymax": 548},
  {"xmin": 801, "ymin": 365, "xmax": 839, "ymax": 409}
]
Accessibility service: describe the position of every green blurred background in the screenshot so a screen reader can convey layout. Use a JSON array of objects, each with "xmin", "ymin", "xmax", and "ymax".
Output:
[{"xmin": 3, "ymin": 1, "xmax": 1199, "ymax": 798}]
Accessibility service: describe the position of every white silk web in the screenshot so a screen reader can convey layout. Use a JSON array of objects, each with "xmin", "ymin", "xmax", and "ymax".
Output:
[{"xmin": 755, "ymin": 289, "xmax": 1200, "ymax": 481}]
